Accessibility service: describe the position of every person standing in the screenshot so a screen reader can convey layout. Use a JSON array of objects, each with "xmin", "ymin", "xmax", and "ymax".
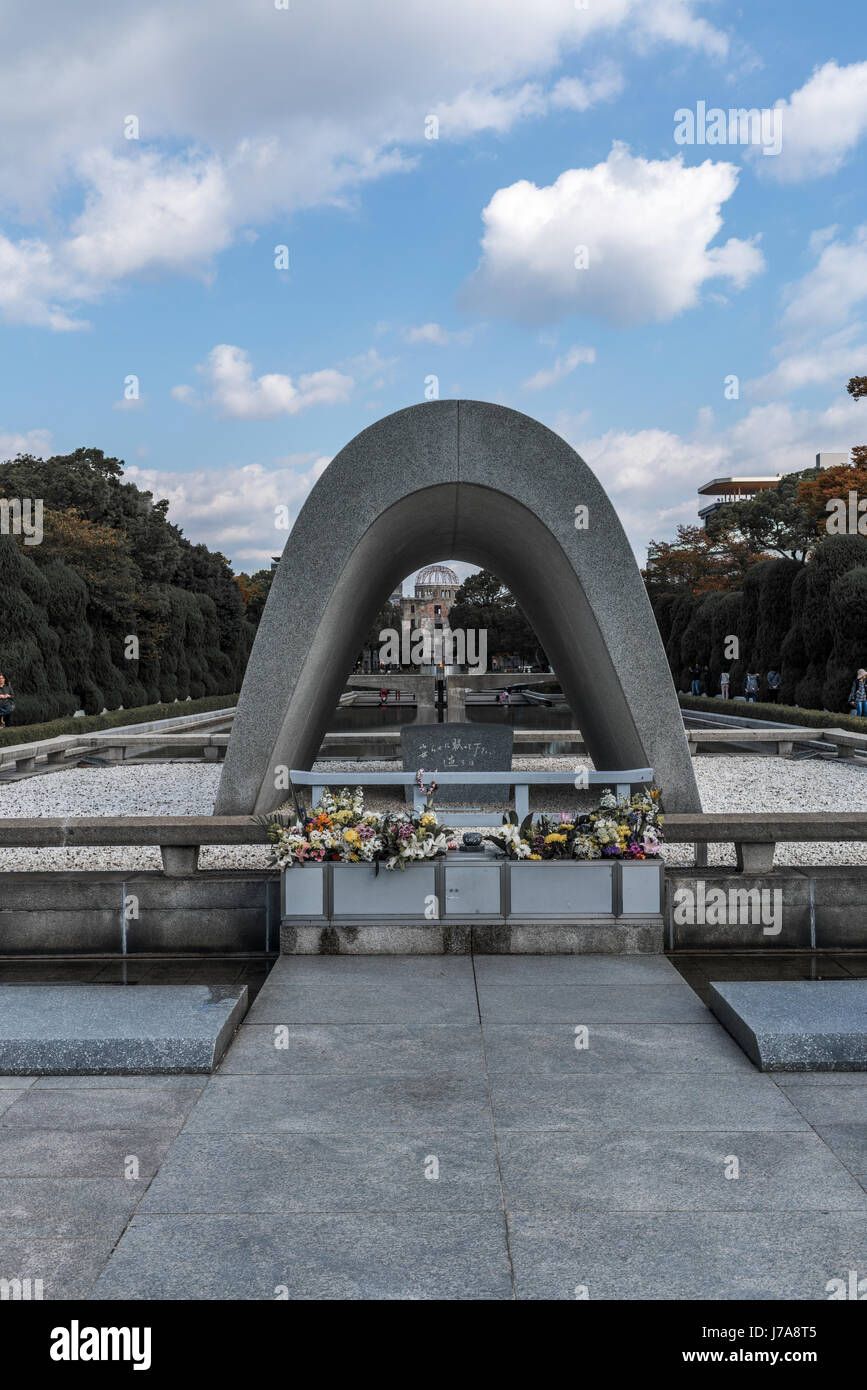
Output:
[
  {"xmin": 689, "ymin": 661, "xmax": 701, "ymax": 696},
  {"xmin": 848, "ymin": 668, "xmax": 867, "ymax": 717},
  {"xmin": 720, "ymin": 670, "xmax": 730, "ymax": 700},
  {"xmin": 0, "ymin": 673, "xmax": 14, "ymax": 727},
  {"xmin": 766, "ymin": 669, "xmax": 781, "ymax": 704},
  {"xmin": 744, "ymin": 668, "xmax": 760, "ymax": 702}
]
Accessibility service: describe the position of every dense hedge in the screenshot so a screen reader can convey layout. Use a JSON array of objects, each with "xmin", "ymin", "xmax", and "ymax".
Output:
[
  {"xmin": 659, "ymin": 534, "xmax": 867, "ymax": 713},
  {"xmin": 678, "ymin": 693, "xmax": 867, "ymax": 733},
  {"xmin": 0, "ymin": 448, "xmax": 256, "ymax": 724},
  {"xmin": 0, "ymin": 693, "xmax": 238, "ymax": 749}
]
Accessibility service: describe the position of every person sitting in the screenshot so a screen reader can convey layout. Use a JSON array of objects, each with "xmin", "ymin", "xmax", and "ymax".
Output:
[
  {"xmin": 848, "ymin": 668, "xmax": 867, "ymax": 718},
  {"xmin": 0, "ymin": 672, "xmax": 14, "ymax": 727}
]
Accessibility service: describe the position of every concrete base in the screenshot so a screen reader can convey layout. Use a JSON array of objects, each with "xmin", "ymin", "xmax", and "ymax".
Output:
[
  {"xmin": 280, "ymin": 920, "xmax": 663, "ymax": 954},
  {"xmin": 708, "ymin": 980, "xmax": 867, "ymax": 1071},
  {"xmin": 0, "ymin": 985, "xmax": 249, "ymax": 1074}
]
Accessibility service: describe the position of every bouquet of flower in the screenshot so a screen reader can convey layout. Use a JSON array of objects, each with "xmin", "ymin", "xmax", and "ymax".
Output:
[
  {"xmin": 259, "ymin": 785, "xmax": 456, "ymax": 872},
  {"xmin": 483, "ymin": 787, "xmax": 663, "ymax": 861}
]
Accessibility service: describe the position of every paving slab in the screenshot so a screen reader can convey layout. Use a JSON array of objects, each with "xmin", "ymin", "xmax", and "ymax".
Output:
[
  {"xmin": 0, "ymin": 1127, "xmax": 179, "ymax": 1178},
  {"xmin": 137, "ymin": 1131, "xmax": 502, "ymax": 1213},
  {"xmin": 89, "ymin": 1213, "xmax": 513, "ymax": 1300},
  {"xmin": 815, "ymin": 1125, "xmax": 867, "ymax": 1175},
  {"xmin": 0, "ymin": 1176, "xmax": 148, "ymax": 1235},
  {"xmin": 491, "ymin": 1073, "xmax": 806, "ymax": 1130},
  {"xmin": 0, "ymin": 1235, "xmax": 117, "ymax": 1300},
  {"xmin": 709, "ymin": 980, "xmax": 867, "ymax": 1071},
  {"xmin": 476, "ymin": 982, "xmax": 710, "ymax": 1024},
  {"xmin": 482, "ymin": 1023, "xmax": 753, "ymax": 1074},
  {"xmin": 31, "ymin": 1074, "xmax": 207, "ymax": 1090},
  {"xmin": 473, "ymin": 955, "xmax": 681, "ymax": 985},
  {"xmin": 507, "ymin": 1211, "xmax": 867, "ymax": 1300},
  {"xmin": 0, "ymin": 1086, "xmax": 199, "ymax": 1131},
  {"xmin": 497, "ymin": 1130, "xmax": 867, "ymax": 1211},
  {"xmin": 183, "ymin": 1073, "xmax": 492, "ymax": 1133},
  {"xmin": 0, "ymin": 985, "xmax": 249, "ymax": 1074},
  {"xmin": 247, "ymin": 956, "xmax": 478, "ymax": 1025},
  {"xmin": 770, "ymin": 1082, "xmax": 867, "ymax": 1126},
  {"xmin": 220, "ymin": 1024, "xmax": 486, "ymax": 1075}
]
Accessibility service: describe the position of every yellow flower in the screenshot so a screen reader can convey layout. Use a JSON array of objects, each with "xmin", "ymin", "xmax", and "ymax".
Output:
[
  {"xmin": 530, "ymin": 853, "xmax": 542, "ymax": 860},
  {"xmin": 343, "ymin": 828, "xmax": 360, "ymax": 843},
  {"xmin": 544, "ymin": 833, "xmax": 567, "ymax": 844}
]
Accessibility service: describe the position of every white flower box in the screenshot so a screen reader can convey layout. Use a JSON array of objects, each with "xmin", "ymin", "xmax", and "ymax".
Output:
[
  {"xmin": 332, "ymin": 862, "xmax": 436, "ymax": 917},
  {"xmin": 282, "ymin": 863, "xmax": 325, "ymax": 918},
  {"xmin": 281, "ymin": 856, "xmax": 663, "ymax": 923},
  {"xmin": 508, "ymin": 861, "xmax": 614, "ymax": 916},
  {"xmin": 620, "ymin": 861, "xmax": 664, "ymax": 915},
  {"xmin": 444, "ymin": 861, "xmax": 502, "ymax": 916}
]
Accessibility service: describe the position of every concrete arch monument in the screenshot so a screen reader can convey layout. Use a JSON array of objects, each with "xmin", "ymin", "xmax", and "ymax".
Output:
[{"xmin": 216, "ymin": 400, "xmax": 701, "ymax": 815}]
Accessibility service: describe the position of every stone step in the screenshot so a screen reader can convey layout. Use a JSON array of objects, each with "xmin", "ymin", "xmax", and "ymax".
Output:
[
  {"xmin": 0, "ymin": 985, "xmax": 248, "ymax": 1074},
  {"xmin": 708, "ymin": 980, "xmax": 867, "ymax": 1071}
]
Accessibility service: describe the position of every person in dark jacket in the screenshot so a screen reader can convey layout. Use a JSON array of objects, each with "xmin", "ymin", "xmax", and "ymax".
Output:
[
  {"xmin": 744, "ymin": 669, "xmax": 761, "ymax": 702},
  {"xmin": 689, "ymin": 661, "xmax": 701, "ymax": 696},
  {"xmin": 0, "ymin": 673, "xmax": 14, "ymax": 727},
  {"xmin": 849, "ymin": 668, "xmax": 867, "ymax": 718},
  {"xmin": 766, "ymin": 669, "xmax": 781, "ymax": 704}
]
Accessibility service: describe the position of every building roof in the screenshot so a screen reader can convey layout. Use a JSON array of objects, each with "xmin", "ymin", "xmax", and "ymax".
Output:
[
  {"xmin": 697, "ymin": 475, "xmax": 782, "ymax": 496},
  {"xmin": 415, "ymin": 563, "xmax": 459, "ymax": 587}
]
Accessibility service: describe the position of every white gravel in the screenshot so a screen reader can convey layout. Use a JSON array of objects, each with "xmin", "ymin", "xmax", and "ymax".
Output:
[{"xmin": 0, "ymin": 753, "xmax": 865, "ymax": 872}]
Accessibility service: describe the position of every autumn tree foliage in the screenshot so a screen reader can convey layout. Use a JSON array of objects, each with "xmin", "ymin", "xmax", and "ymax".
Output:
[
  {"xmin": 643, "ymin": 525, "xmax": 761, "ymax": 600},
  {"xmin": 796, "ymin": 452, "xmax": 867, "ymax": 535}
]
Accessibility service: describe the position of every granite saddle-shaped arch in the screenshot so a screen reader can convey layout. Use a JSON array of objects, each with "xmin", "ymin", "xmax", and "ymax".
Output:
[{"xmin": 216, "ymin": 400, "xmax": 701, "ymax": 815}]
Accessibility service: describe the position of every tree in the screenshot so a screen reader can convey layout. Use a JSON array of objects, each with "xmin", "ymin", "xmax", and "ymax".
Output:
[
  {"xmin": 0, "ymin": 445, "xmax": 256, "ymax": 719},
  {"xmin": 235, "ymin": 568, "xmax": 276, "ymax": 624},
  {"xmin": 796, "ymin": 454, "xmax": 867, "ymax": 535},
  {"xmin": 643, "ymin": 524, "xmax": 759, "ymax": 600},
  {"xmin": 705, "ymin": 471, "xmax": 818, "ymax": 561},
  {"xmin": 448, "ymin": 571, "xmax": 546, "ymax": 666}
]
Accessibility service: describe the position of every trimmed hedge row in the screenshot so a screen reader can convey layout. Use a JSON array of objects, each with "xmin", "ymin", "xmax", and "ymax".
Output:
[
  {"xmin": 0, "ymin": 693, "xmax": 238, "ymax": 750},
  {"xmin": 678, "ymin": 693, "xmax": 867, "ymax": 734}
]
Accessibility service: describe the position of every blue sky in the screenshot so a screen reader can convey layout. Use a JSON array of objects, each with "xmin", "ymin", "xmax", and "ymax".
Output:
[{"xmin": 0, "ymin": 0, "xmax": 865, "ymax": 576}]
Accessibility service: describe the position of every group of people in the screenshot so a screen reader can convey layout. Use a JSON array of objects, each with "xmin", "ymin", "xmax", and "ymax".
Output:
[
  {"xmin": 0, "ymin": 672, "xmax": 14, "ymax": 727},
  {"xmin": 689, "ymin": 662, "xmax": 780, "ymax": 703},
  {"xmin": 689, "ymin": 660, "xmax": 867, "ymax": 714},
  {"xmin": 689, "ymin": 662, "xmax": 782, "ymax": 704}
]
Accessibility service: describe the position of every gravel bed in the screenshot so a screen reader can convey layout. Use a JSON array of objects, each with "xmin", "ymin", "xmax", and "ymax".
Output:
[{"xmin": 0, "ymin": 755, "xmax": 865, "ymax": 872}]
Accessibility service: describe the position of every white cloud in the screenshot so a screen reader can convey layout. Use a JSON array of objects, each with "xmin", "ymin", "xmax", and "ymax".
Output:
[
  {"xmin": 434, "ymin": 63, "xmax": 624, "ymax": 137},
  {"xmin": 462, "ymin": 145, "xmax": 763, "ymax": 325},
  {"xmin": 748, "ymin": 330, "xmax": 867, "ymax": 399},
  {"xmin": 0, "ymin": 233, "xmax": 93, "ymax": 330},
  {"xmin": 756, "ymin": 61, "xmax": 867, "ymax": 182},
  {"xmin": 402, "ymin": 323, "xmax": 473, "ymax": 347},
  {"xmin": 522, "ymin": 345, "xmax": 596, "ymax": 391},
  {"xmin": 66, "ymin": 150, "xmax": 234, "ymax": 281},
  {"xmin": 0, "ymin": 428, "xmax": 53, "ymax": 461},
  {"xmin": 0, "ymin": 0, "xmax": 727, "ymax": 327},
  {"xmin": 746, "ymin": 227, "xmax": 867, "ymax": 400},
  {"xmin": 124, "ymin": 454, "xmax": 331, "ymax": 569},
  {"xmin": 558, "ymin": 393, "xmax": 858, "ymax": 562},
  {"xmin": 779, "ymin": 225, "xmax": 867, "ymax": 333},
  {"xmin": 175, "ymin": 345, "xmax": 354, "ymax": 420}
]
